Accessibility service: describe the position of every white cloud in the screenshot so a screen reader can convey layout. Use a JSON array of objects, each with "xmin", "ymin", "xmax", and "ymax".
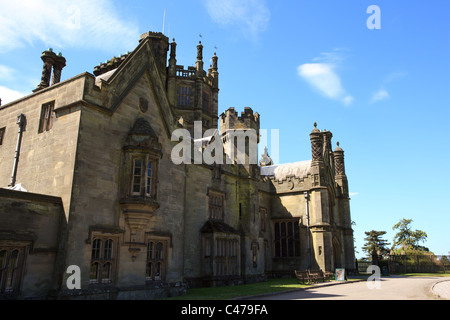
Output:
[
  {"xmin": 370, "ymin": 88, "xmax": 390, "ymax": 103},
  {"xmin": 0, "ymin": 0, "xmax": 139, "ymax": 52},
  {"xmin": 297, "ymin": 60, "xmax": 354, "ymax": 106},
  {"xmin": 349, "ymin": 192, "xmax": 359, "ymax": 196},
  {"xmin": 204, "ymin": 0, "xmax": 270, "ymax": 39},
  {"xmin": 0, "ymin": 65, "xmax": 14, "ymax": 80},
  {"xmin": 0, "ymin": 86, "xmax": 26, "ymax": 105},
  {"xmin": 384, "ymin": 71, "xmax": 407, "ymax": 83}
]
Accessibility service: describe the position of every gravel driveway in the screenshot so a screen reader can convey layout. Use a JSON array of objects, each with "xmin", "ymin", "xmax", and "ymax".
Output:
[{"xmin": 248, "ymin": 276, "xmax": 448, "ymax": 300}]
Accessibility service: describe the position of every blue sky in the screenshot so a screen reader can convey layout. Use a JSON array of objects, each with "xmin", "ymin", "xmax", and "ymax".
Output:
[{"xmin": 1, "ymin": 0, "xmax": 449, "ymax": 258}]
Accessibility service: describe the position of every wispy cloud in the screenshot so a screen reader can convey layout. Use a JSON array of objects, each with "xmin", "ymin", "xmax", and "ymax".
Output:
[
  {"xmin": 349, "ymin": 192, "xmax": 359, "ymax": 196},
  {"xmin": 0, "ymin": 86, "xmax": 26, "ymax": 105},
  {"xmin": 204, "ymin": 0, "xmax": 270, "ymax": 39},
  {"xmin": 297, "ymin": 50, "xmax": 354, "ymax": 106},
  {"xmin": 369, "ymin": 72, "xmax": 406, "ymax": 104},
  {"xmin": 0, "ymin": 65, "xmax": 15, "ymax": 80},
  {"xmin": 370, "ymin": 88, "xmax": 390, "ymax": 104},
  {"xmin": 384, "ymin": 71, "xmax": 407, "ymax": 83},
  {"xmin": 0, "ymin": 0, "xmax": 139, "ymax": 52}
]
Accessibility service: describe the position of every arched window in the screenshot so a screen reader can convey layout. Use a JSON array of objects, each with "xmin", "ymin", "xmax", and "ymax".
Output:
[
  {"xmin": 146, "ymin": 162, "xmax": 152, "ymax": 196},
  {"xmin": 273, "ymin": 220, "xmax": 300, "ymax": 258},
  {"xmin": 104, "ymin": 239, "xmax": 113, "ymax": 260},
  {"xmin": 92, "ymin": 239, "xmax": 101, "ymax": 260},
  {"xmin": 90, "ymin": 262, "xmax": 100, "ymax": 283},
  {"xmin": 102, "ymin": 262, "xmax": 112, "ymax": 283},
  {"xmin": 5, "ymin": 250, "xmax": 19, "ymax": 293},
  {"xmin": 156, "ymin": 242, "xmax": 163, "ymax": 260},
  {"xmin": 146, "ymin": 262, "xmax": 153, "ymax": 280},
  {"xmin": 0, "ymin": 246, "xmax": 26, "ymax": 295},
  {"xmin": 90, "ymin": 236, "xmax": 117, "ymax": 284},
  {"xmin": 146, "ymin": 239, "xmax": 167, "ymax": 282}
]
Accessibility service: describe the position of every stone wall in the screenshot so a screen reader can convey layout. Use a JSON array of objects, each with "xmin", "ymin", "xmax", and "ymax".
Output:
[{"xmin": 0, "ymin": 188, "xmax": 66, "ymax": 299}]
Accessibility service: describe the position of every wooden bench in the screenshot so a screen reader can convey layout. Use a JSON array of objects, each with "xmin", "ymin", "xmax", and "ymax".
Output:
[
  {"xmin": 307, "ymin": 270, "xmax": 324, "ymax": 283},
  {"xmin": 323, "ymin": 271, "xmax": 334, "ymax": 281},
  {"xmin": 308, "ymin": 270, "xmax": 333, "ymax": 282},
  {"xmin": 295, "ymin": 269, "xmax": 334, "ymax": 284},
  {"xmin": 294, "ymin": 270, "xmax": 310, "ymax": 284}
]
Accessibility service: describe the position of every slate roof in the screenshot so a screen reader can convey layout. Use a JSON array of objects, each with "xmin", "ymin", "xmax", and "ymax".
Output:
[
  {"xmin": 200, "ymin": 219, "xmax": 239, "ymax": 234},
  {"xmin": 260, "ymin": 160, "xmax": 311, "ymax": 181}
]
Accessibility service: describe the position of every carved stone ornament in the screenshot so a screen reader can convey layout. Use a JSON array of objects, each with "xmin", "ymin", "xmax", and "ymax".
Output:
[
  {"xmin": 123, "ymin": 118, "xmax": 163, "ymax": 157},
  {"xmin": 139, "ymin": 97, "xmax": 149, "ymax": 113}
]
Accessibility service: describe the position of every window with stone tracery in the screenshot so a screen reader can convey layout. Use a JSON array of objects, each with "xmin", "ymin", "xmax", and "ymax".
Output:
[
  {"xmin": 208, "ymin": 191, "xmax": 224, "ymax": 221},
  {"xmin": 273, "ymin": 220, "xmax": 300, "ymax": 258},
  {"xmin": 131, "ymin": 157, "xmax": 157, "ymax": 198},
  {"xmin": 178, "ymin": 86, "xmax": 192, "ymax": 106},
  {"xmin": 89, "ymin": 236, "xmax": 118, "ymax": 284},
  {"xmin": 0, "ymin": 244, "xmax": 27, "ymax": 295},
  {"xmin": 146, "ymin": 239, "xmax": 167, "ymax": 282}
]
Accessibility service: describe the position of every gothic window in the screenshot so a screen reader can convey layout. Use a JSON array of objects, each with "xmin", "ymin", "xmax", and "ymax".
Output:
[
  {"xmin": 146, "ymin": 240, "xmax": 167, "ymax": 281},
  {"xmin": 0, "ymin": 245, "xmax": 26, "ymax": 295},
  {"xmin": 273, "ymin": 220, "xmax": 300, "ymax": 258},
  {"xmin": 208, "ymin": 191, "xmax": 224, "ymax": 220},
  {"xmin": 38, "ymin": 101, "xmax": 55, "ymax": 133},
  {"xmin": 0, "ymin": 127, "xmax": 5, "ymax": 145},
  {"xmin": 214, "ymin": 238, "xmax": 239, "ymax": 276},
  {"xmin": 178, "ymin": 86, "xmax": 192, "ymax": 106},
  {"xmin": 89, "ymin": 236, "xmax": 117, "ymax": 284},
  {"xmin": 131, "ymin": 158, "xmax": 155, "ymax": 197}
]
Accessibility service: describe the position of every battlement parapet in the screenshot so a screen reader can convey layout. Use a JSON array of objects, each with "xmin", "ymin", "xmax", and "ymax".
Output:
[
  {"xmin": 220, "ymin": 107, "xmax": 259, "ymax": 124},
  {"xmin": 219, "ymin": 107, "xmax": 260, "ymax": 142},
  {"xmin": 139, "ymin": 31, "xmax": 169, "ymax": 42}
]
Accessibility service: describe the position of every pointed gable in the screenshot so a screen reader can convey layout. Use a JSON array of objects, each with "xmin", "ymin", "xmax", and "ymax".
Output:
[{"xmin": 90, "ymin": 33, "xmax": 176, "ymax": 138}]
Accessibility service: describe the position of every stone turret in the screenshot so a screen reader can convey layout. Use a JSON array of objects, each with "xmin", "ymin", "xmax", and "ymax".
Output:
[
  {"xmin": 334, "ymin": 141, "xmax": 349, "ymax": 197},
  {"xmin": 220, "ymin": 107, "xmax": 260, "ymax": 165},
  {"xmin": 219, "ymin": 107, "xmax": 260, "ymax": 138},
  {"xmin": 310, "ymin": 122, "xmax": 323, "ymax": 165},
  {"xmin": 140, "ymin": 31, "xmax": 169, "ymax": 74},
  {"xmin": 196, "ymin": 41, "xmax": 204, "ymax": 78},
  {"xmin": 259, "ymin": 146, "xmax": 273, "ymax": 167}
]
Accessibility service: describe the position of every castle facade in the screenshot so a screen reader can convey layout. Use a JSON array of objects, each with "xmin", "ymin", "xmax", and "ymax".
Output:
[{"xmin": 0, "ymin": 32, "xmax": 354, "ymax": 299}]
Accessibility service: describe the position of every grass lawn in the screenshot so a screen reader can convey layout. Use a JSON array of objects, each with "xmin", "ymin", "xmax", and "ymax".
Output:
[
  {"xmin": 166, "ymin": 277, "xmax": 366, "ymax": 300},
  {"xmin": 167, "ymin": 278, "xmax": 309, "ymax": 300}
]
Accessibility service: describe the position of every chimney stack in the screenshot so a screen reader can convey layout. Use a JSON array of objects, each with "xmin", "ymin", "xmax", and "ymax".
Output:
[
  {"xmin": 52, "ymin": 53, "xmax": 66, "ymax": 85},
  {"xmin": 33, "ymin": 49, "xmax": 66, "ymax": 92}
]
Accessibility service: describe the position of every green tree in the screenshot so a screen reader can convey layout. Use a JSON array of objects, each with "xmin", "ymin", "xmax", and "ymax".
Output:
[
  {"xmin": 361, "ymin": 230, "xmax": 390, "ymax": 258},
  {"xmin": 392, "ymin": 218, "xmax": 428, "ymax": 252}
]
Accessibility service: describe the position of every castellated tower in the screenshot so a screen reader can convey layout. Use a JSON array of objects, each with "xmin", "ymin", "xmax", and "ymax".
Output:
[
  {"xmin": 166, "ymin": 39, "xmax": 219, "ymax": 136},
  {"xmin": 219, "ymin": 107, "xmax": 260, "ymax": 167}
]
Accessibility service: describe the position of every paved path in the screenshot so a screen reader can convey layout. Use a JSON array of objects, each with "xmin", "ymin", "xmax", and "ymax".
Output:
[
  {"xmin": 251, "ymin": 276, "xmax": 448, "ymax": 300},
  {"xmin": 432, "ymin": 279, "xmax": 450, "ymax": 300}
]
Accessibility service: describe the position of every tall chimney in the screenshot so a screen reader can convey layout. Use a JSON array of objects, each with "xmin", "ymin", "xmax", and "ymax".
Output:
[
  {"xmin": 33, "ymin": 49, "xmax": 66, "ymax": 92},
  {"xmin": 51, "ymin": 53, "xmax": 66, "ymax": 85},
  {"xmin": 34, "ymin": 49, "xmax": 56, "ymax": 92}
]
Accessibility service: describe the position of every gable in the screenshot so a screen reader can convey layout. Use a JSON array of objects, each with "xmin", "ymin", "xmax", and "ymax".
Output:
[{"xmin": 86, "ymin": 37, "xmax": 176, "ymax": 138}]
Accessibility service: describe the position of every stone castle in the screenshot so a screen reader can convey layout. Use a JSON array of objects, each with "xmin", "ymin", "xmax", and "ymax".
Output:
[{"xmin": 0, "ymin": 31, "xmax": 355, "ymax": 299}]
